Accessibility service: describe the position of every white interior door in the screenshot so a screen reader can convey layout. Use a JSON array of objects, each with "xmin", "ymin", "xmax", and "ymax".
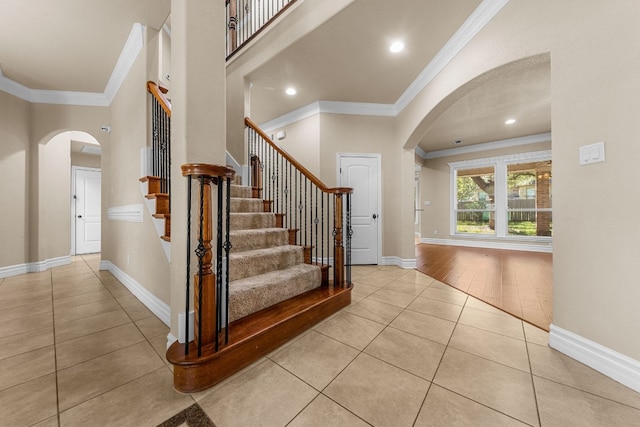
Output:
[
  {"xmin": 339, "ymin": 154, "xmax": 380, "ymax": 265},
  {"xmin": 75, "ymin": 168, "xmax": 101, "ymax": 254}
]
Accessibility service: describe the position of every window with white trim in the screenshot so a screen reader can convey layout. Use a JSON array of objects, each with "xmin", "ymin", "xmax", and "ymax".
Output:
[{"xmin": 450, "ymin": 151, "xmax": 552, "ymax": 239}]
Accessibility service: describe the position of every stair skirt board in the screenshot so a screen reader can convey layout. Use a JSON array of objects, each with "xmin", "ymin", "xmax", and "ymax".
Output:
[{"xmin": 167, "ymin": 285, "xmax": 351, "ymax": 393}]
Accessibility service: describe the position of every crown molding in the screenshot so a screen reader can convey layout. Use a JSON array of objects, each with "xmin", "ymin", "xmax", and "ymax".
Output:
[
  {"xmin": 260, "ymin": 101, "xmax": 321, "ymax": 132},
  {"xmin": 0, "ymin": 69, "xmax": 32, "ymax": 101},
  {"xmin": 0, "ymin": 23, "xmax": 144, "ymax": 107},
  {"xmin": 395, "ymin": 0, "xmax": 510, "ymax": 112},
  {"xmin": 419, "ymin": 132, "xmax": 551, "ymax": 160},
  {"xmin": 104, "ymin": 23, "xmax": 145, "ymax": 104},
  {"xmin": 259, "ymin": 0, "xmax": 510, "ymax": 129},
  {"xmin": 319, "ymin": 101, "xmax": 396, "ymax": 117}
]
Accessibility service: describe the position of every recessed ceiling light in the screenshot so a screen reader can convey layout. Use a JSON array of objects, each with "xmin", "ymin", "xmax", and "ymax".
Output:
[
  {"xmin": 390, "ymin": 41, "xmax": 404, "ymax": 53},
  {"xmin": 285, "ymin": 87, "xmax": 296, "ymax": 95},
  {"xmin": 505, "ymin": 118, "xmax": 516, "ymax": 125}
]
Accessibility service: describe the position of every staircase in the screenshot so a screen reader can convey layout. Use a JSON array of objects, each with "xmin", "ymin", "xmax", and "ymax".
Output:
[
  {"xmin": 146, "ymin": 82, "xmax": 352, "ymax": 393},
  {"xmin": 227, "ymin": 183, "xmax": 323, "ymax": 322}
]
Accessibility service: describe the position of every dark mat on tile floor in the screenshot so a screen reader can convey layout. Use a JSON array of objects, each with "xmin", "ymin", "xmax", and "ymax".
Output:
[{"xmin": 157, "ymin": 403, "xmax": 216, "ymax": 427}]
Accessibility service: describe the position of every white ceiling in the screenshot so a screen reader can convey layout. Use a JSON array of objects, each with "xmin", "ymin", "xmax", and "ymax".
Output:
[
  {"xmin": 0, "ymin": 0, "xmax": 550, "ymax": 154},
  {"xmin": 0, "ymin": 0, "xmax": 170, "ymax": 92},
  {"xmin": 248, "ymin": 0, "xmax": 482, "ymax": 123}
]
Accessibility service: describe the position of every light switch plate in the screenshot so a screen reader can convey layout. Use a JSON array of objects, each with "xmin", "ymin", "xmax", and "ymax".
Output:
[{"xmin": 579, "ymin": 141, "xmax": 605, "ymax": 165}]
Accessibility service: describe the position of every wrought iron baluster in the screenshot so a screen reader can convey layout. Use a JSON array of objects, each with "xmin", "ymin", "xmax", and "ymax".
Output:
[
  {"xmin": 196, "ymin": 175, "xmax": 205, "ymax": 357},
  {"xmin": 216, "ymin": 178, "xmax": 224, "ymax": 352},
  {"xmin": 184, "ymin": 176, "xmax": 192, "ymax": 355},
  {"xmin": 224, "ymin": 177, "xmax": 232, "ymax": 344},
  {"xmin": 346, "ymin": 192, "xmax": 352, "ymax": 286}
]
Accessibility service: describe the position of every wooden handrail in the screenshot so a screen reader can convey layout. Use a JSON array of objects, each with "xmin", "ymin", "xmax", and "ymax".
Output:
[
  {"xmin": 181, "ymin": 163, "xmax": 236, "ymax": 179},
  {"xmin": 147, "ymin": 81, "xmax": 172, "ymax": 117},
  {"xmin": 244, "ymin": 117, "xmax": 352, "ymax": 195}
]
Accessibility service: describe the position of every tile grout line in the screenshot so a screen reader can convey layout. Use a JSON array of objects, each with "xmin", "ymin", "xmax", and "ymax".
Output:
[
  {"xmin": 49, "ymin": 267, "xmax": 62, "ymax": 426},
  {"xmin": 522, "ymin": 321, "xmax": 543, "ymax": 427},
  {"xmin": 410, "ymin": 292, "xmax": 469, "ymax": 426}
]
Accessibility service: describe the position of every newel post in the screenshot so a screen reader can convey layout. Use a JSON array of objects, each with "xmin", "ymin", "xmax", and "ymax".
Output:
[
  {"xmin": 193, "ymin": 176, "xmax": 216, "ymax": 348},
  {"xmin": 333, "ymin": 188, "xmax": 352, "ymax": 288},
  {"xmin": 181, "ymin": 163, "xmax": 235, "ymax": 355}
]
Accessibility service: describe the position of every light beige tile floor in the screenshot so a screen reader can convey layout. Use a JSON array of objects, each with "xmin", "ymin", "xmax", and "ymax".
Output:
[{"xmin": 1, "ymin": 258, "xmax": 640, "ymax": 426}]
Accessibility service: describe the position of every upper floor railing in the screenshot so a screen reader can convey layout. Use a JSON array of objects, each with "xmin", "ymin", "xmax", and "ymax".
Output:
[
  {"xmin": 147, "ymin": 81, "xmax": 172, "ymax": 197},
  {"xmin": 226, "ymin": 0, "xmax": 298, "ymax": 59}
]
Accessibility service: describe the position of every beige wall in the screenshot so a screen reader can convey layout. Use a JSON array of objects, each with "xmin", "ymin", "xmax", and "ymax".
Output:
[
  {"xmin": 0, "ymin": 91, "xmax": 109, "ymax": 268},
  {"xmin": 71, "ymin": 152, "xmax": 101, "ymax": 169},
  {"xmin": 551, "ymin": 1, "xmax": 640, "ymax": 360},
  {"xmin": 401, "ymin": 0, "xmax": 640, "ymax": 365},
  {"xmin": 0, "ymin": 91, "xmax": 30, "ymax": 267},
  {"xmin": 318, "ymin": 114, "xmax": 407, "ymax": 258},
  {"xmin": 38, "ymin": 133, "xmax": 71, "ymax": 261},
  {"xmin": 420, "ymin": 141, "xmax": 551, "ymax": 245},
  {"xmin": 102, "ymin": 27, "xmax": 171, "ymax": 304},
  {"xmin": 270, "ymin": 114, "xmax": 321, "ymax": 177}
]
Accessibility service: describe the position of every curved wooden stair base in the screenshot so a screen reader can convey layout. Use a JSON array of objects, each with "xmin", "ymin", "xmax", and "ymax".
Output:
[{"xmin": 166, "ymin": 285, "xmax": 351, "ymax": 393}]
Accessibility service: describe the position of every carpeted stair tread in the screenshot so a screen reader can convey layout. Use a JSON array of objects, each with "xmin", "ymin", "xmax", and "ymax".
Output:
[
  {"xmin": 229, "ymin": 245, "xmax": 303, "ymax": 281},
  {"xmin": 230, "ymin": 212, "xmax": 275, "ymax": 230},
  {"xmin": 230, "ymin": 228, "xmax": 289, "ymax": 252},
  {"xmin": 228, "ymin": 263, "xmax": 321, "ymax": 322},
  {"xmin": 231, "ymin": 185, "xmax": 252, "ymax": 198},
  {"xmin": 231, "ymin": 198, "xmax": 265, "ymax": 213}
]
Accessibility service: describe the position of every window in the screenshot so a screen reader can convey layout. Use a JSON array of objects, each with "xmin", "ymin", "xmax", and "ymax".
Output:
[
  {"xmin": 450, "ymin": 151, "xmax": 552, "ymax": 239},
  {"xmin": 455, "ymin": 166, "xmax": 495, "ymax": 235},
  {"xmin": 507, "ymin": 161, "xmax": 552, "ymax": 237}
]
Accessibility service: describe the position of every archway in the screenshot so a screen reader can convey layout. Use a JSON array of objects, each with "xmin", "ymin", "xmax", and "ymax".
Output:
[{"xmin": 40, "ymin": 130, "xmax": 102, "ymax": 258}]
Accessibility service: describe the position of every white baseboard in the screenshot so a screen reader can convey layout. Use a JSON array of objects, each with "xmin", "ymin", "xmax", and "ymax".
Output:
[
  {"xmin": 549, "ymin": 324, "xmax": 640, "ymax": 394},
  {"xmin": 100, "ymin": 260, "xmax": 170, "ymax": 327},
  {"xmin": 420, "ymin": 237, "xmax": 552, "ymax": 253},
  {"xmin": 0, "ymin": 255, "xmax": 72, "ymax": 279},
  {"xmin": 380, "ymin": 256, "xmax": 416, "ymax": 269},
  {"xmin": 0, "ymin": 263, "xmax": 28, "ymax": 278}
]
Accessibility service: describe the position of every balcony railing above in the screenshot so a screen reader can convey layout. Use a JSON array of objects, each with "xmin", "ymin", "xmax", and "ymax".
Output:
[{"xmin": 226, "ymin": 0, "xmax": 297, "ymax": 59}]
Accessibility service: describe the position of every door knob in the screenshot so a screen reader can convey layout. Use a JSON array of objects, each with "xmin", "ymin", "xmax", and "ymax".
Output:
[
  {"xmin": 77, "ymin": 215, "xmax": 82, "ymax": 218},
  {"xmin": 372, "ymin": 214, "xmax": 377, "ymax": 219}
]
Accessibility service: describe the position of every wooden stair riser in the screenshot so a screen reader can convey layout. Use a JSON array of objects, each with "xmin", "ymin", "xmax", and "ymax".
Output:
[
  {"xmin": 288, "ymin": 229, "xmax": 298, "ymax": 245},
  {"xmin": 145, "ymin": 193, "xmax": 169, "ymax": 215},
  {"xmin": 302, "ymin": 246, "xmax": 312, "ymax": 264},
  {"xmin": 321, "ymin": 265, "xmax": 330, "ymax": 287},
  {"xmin": 275, "ymin": 213, "xmax": 285, "ymax": 228},
  {"xmin": 141, "ymin": 176, "xmax": 171, "ymax": 242},
  {"xmin": 153, "ymin": 214, "xmax": 171, "ymax": 238},
  {"xmin": 140, "ymin": 176, "xmax": 162, "ymax": 194},
  {"xmin": 263, "ymin": 200, "xmax": 273, "ymax": 212}
]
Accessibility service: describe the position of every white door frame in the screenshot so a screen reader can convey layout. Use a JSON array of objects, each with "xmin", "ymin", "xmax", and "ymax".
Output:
[
  {"xmin": 336, "ymin": 153, "xmax": 382, "ymax": 265},
  {"xmin": 71, "ymin": 166, "xmax": 101, "ymax": 255}
]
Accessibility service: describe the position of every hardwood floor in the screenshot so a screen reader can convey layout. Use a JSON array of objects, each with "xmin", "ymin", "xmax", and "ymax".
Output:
[{"xmin": 415, "ymin": 244, "xmax": 552, "ymax": 330}]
